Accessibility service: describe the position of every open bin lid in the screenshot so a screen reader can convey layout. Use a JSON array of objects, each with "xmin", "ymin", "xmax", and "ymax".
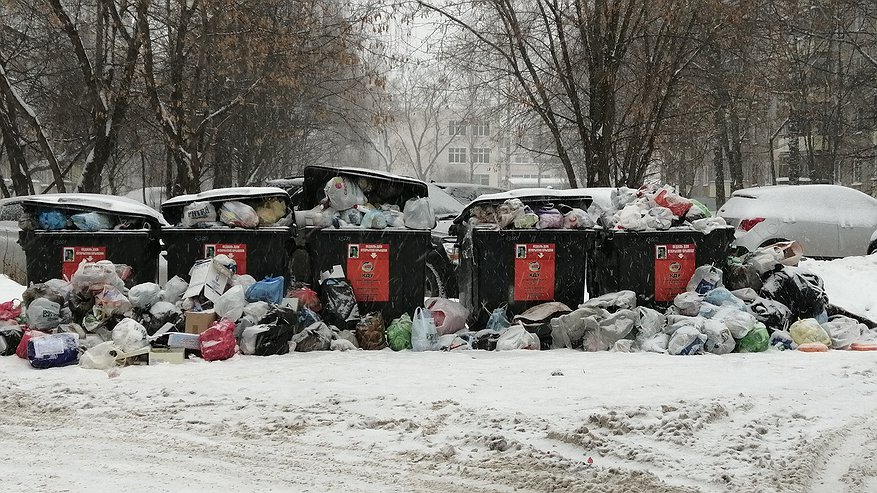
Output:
[
  {"xmin": 300, "ymin": 165, "xmax": 429, "ymax": 210},
  {"xmin": 21, "ymin": 193, "xmax": 169, "ymax": 228},
  {"xmin": 453, "ymin": 188, "xmax": 593, "ymax": 225},
  {"xmin": 161, "ymin": 186, "xmax": 290, "ymax": 225}
]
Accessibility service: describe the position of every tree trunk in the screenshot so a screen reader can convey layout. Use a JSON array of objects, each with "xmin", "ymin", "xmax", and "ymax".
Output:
[
  {"xmin": 0, "ymin": 95, "xmax": 32, "ymax": 196},
  {"xmin": 713, "ymin": 105, "xmax": 726, "ymax": 205},
  {"xmin": 787, "ymin": 113, "xmax": 801, "ymax": 185}
]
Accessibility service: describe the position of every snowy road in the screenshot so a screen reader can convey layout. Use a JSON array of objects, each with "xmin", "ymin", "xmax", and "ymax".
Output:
[
  {"xmin": 2, "ymin": 349, "xmax": 877, "ymax": 492},
  {"xmin": 2, "ymin": 255, "xmax": 876, "ymax": 492}
]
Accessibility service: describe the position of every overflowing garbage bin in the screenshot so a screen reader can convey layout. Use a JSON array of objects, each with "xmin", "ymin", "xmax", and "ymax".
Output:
[
  {"xmin": 18, "ymin": 194, "xmax": 166, "ymax": 285},
  {"xmin": 453, "ymin": 190, "xmax": 597, "ymax": 327},
  {"xmin": 161, "ymin": 187, "xmax": 293, "ymax": 283},
  {"xmin": 294, "ymin": 165, "xmax": 432, "ymax": 323},
  {"xmin": 588, "ymin": 226, "xmax": 735, "ymax": 309}
]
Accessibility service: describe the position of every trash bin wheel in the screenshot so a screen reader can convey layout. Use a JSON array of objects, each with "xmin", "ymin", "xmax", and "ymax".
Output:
[{"xmin": 424, "ymin": 258, "xmax": 446, "ymax": 299}]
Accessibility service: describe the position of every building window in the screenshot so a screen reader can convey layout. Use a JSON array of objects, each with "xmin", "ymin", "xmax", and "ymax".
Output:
[
  {"xmin": 448, "ymin": 147, "xmax": 467, "ymax": 163},
  {"xmin": 448, "ymin": 120, "xmax": 466, "ymax": 136},
  {"xmin": 473, "ymin": 174, "xmax": 490, "ymax": 185},
  {"xmin": 471, "ymin": 148, "xmax": 491, "ymax": 164},
  {"xmin": 472, "ymin": 122, "xmax": 490, "ymax": 137}
]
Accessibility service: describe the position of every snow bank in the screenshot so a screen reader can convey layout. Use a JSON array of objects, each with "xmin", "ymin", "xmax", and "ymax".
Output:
[
  {"xmin": 2, "ymin": 350, "xmax": 877, "ymax": 492},
  {"xmin": 0, "ymin": 274, "xmax": 25, "ymax": 302},
  {"xmin": 802, "ymin": 254, "xmax": 877, "ymax": 321}
]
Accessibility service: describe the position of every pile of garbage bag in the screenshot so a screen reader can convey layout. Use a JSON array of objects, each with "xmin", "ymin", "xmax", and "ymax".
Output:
[
  {"xmin": 295, "ymin": 176, "xmax": 434, "ymax": 230},
  {"xmin": 21, "ymin": 209, "xmax": 152, "ymax": 232},
  {"xmin": 177, "ymin": 197, "xmax": 291, "ymax": 229},
  {"xmin": 467, "ymin": 198, "xmax": 596, "ymax": 231},
  {"xmin": 603, "ymin": 183, "xmax": 725, "ymax": 232}
]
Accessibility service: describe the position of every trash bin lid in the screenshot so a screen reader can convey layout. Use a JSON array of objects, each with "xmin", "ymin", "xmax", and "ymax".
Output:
[
  {"xmin": 21, "ymin": 193, "xmax": 169, "ymax": 227},
  {"xmin": 161, "ymin": 187, "xmax": 291, "ymax": 225},
  {"xmin": 300, "ymin": 165, "xmax": 429, "ymax": 210},
  {"xmin": 453, "ymin": 188, "xmax": 593, "ymax": 224}
]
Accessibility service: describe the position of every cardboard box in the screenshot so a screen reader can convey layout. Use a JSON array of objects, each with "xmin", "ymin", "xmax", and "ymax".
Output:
[
  {"xmin": 149, "ymin": 348, "xmax": 186, "ymax": 365},
  {"xmin": 185, "ymin": 310, "xmax": 217, "ymax": 334},
  {"xmin": 184, "ymin": 259, "xmax": 231, "ymax": 302},
  {"xmin": 168, "ymin": 332, "xmax": 201, "ymax": 350}
]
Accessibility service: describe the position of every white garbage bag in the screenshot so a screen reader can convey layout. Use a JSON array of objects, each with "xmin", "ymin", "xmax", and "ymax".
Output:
[
  {"xmin": 821, "ymin": 316, "xmax": 866, "ymax": 349},
  {"xmin": 668, "ymin": 326, "xmax": 707, "ymax": 355},
  {"xmin": 496, "ymin": 325, "xmax": 540, "ymax": 350},
  {"xmin": 112, "ymin": 318, "xmax": 149, "ymax": 353},
  {"xmin": 80, "ymin": 341, "xmax": 121, "ymax": 370},
  {"xmin": 403, "ymin": 197, "xmax": 436, "ymax": 230},
  {"xmin": 128, "ymin": 283, "xmax": 161, "ymax": 310},
  {"xmin": 702, "ymin": 319, "xmax": 735, "ymax": 354},
  {"xmin": 215, "ymin": 285, "xmax": 247, "ymax": 322}
]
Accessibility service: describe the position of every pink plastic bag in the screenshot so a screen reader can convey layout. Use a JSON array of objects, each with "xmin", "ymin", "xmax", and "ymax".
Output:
[
  {"xmin": 0, "ymin": 300, "xmax": 22, "ymax": 321},
  {"xmin": 199, "ymin": 319, "xmax": 237, "ymax": 361},
  {"xmin": 655, "ymin": 189, "xmax": 692, "ymax": 218},
  {"xmin": 425, "ymin": 298, "xmax": 469, "ymax": 335}
]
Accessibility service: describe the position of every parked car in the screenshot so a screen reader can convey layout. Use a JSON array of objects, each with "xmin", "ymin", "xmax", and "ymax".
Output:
[
  {"xmin": 0, "ymin": 197, "xmax": 27, "ymax": 283},
  {"xmin": 717, "ymin": 184, "xmax": 877, "ymax": 258},
  {"xmin": 434, "ymin": 182, "xmax": 505, "ymax": 204}
]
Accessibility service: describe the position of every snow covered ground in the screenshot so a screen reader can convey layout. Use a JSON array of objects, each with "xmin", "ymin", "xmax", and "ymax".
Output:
[{"xmin": 1, "ymin": 257, "xmax": 876, "ymax": 493}]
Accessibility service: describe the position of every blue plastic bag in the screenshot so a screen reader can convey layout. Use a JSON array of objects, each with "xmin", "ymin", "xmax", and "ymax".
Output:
[
  {"xmin": 703, "ymin": 287, "xmax": 745, "ymax": 310},
  {"xmin": 72, "ymin": 212, "xmax": 114, "ymax": 231},
  {"xmin": 486, "ymin": 305, "xmax": 510, "ymax": 332},
  {"xmin": 245, "ymin": 276, "xmax": 285, "ymax": 305},
  {"xmin": 28, "ymin": 333, "xmax": 79, "ymax": 369},
  {"xmin": 38, "ymin": 210, "xmax": 67, "ymax": 230}
]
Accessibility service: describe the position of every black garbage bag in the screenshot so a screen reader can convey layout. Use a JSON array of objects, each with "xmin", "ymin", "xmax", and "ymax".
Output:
[
  {"xmin": 760, "ymin": 267, "xmax": 828, "ymax": 320},
  {"xmin": 258, "ymin": 306, "xmax": 299, "ymax": 331},
  {"xmin": 68, "ymin": 289, "xmax": 96, "ymax": 320},
  {"xmin": 253, "ymin": 323, "xmax": 297, "ymax": 356},
  {"xmin": 320, "ymin": 278, "xmax": 360, "ymax": 331},
  {"xmin": 290, "ymin": 322, "xmax": 333, "ymax": 352},
  {"xmin": 747, "ymin": 297, "xmax": 793, "ymax": 331},
  {"xmin": 471, "ymin": 328, "xmax": 503, "ymax": 351},
  {"xmin": 23, "ymin": 284, "xmax": 65, "ymax": 307},
  {"xmin": 249, "ymin": 306, "xmax": 300, "ymax": 356},
  {"xmin": 0, "ymin": 325, "xmax": 23, "ymax": 356}
]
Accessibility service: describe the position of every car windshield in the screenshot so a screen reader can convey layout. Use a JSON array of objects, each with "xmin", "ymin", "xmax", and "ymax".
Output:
[{"xmin": 428, "ymin": 184, "xmax": 464, "ymax": 218}]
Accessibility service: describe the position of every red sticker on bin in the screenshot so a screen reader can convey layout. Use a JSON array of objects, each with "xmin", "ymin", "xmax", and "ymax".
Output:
[
  {"xmin": 62, "ymin": 246, "xmax": 107, "ymax": 280},
  {"xmin": 654, "ymin": 243, "xmax": 696, "ymax": 302},
  {"xmin": 347, "ymin": 243, "xmax": 390, "ymax": 302},
  {"xmin": 205, "ymin": 243, "xmax": 247, "ymax": 274},
  {"xmin": 513, "ymin": 243, "xmax": 556, "ymax": 301}
]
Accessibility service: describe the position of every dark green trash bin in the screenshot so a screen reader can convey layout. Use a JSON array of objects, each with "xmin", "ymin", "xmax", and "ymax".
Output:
[
  {"xmin": 587, "ymin": 227, "xmax": 735, "ymax": 308},
  {"xmin": 294, "ymin": 166, "xmax": 433, "ymax": 322},
  {"xmin": 453, "ymin": 190, "xmax": 597, "ymax": 327},
  {"xmin": 18, "ymin": 194, "xmax": 165, "ymax": 285},
  {"xmin": 160, "ymin": 187, "xmax": 293, "ymax": 283}
]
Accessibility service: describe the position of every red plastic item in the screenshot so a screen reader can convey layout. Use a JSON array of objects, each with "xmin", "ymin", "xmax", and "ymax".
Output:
[
  {"xmin": 0, "ymin": 300, "xmax": 21, "ymax": 321},
  {"xmin": 290, "ymin": 287, "xmax": 322, "ymax": 312},
  {"xmin": 198, "ymin": 319, "xmax": 237, "ymax": 362},
  {"xmin": 798, "ymin": 342, "xmax": 829, "ymax": 352},
  {"xmin": 16, "ymin": 330, "xmax": 31, "ymax": 359},
  {"xmin": 655, "ymin": 189, "xmax": 693, "ymax": 217},
  {"xmin": 739, "ymin": 218, "xmax": 766, "ymax": 232}
]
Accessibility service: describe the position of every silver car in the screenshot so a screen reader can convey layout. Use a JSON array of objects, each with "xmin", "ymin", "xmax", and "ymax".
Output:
[{"xmin": 718, "ymin": 184, "xmax": 877, "ymax": 258}]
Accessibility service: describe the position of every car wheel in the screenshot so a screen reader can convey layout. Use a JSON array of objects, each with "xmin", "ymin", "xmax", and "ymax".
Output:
[
  {"xmin": 869, "ymin": 240, "xmax": 877, "ymax": 256},
  {"xmin": 759, "ymin": 238, "xmax": 789, "ymax": 248},
  {"xmin": 424, "ymin": 260, "xmax": 446, "ymax": 299}
]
